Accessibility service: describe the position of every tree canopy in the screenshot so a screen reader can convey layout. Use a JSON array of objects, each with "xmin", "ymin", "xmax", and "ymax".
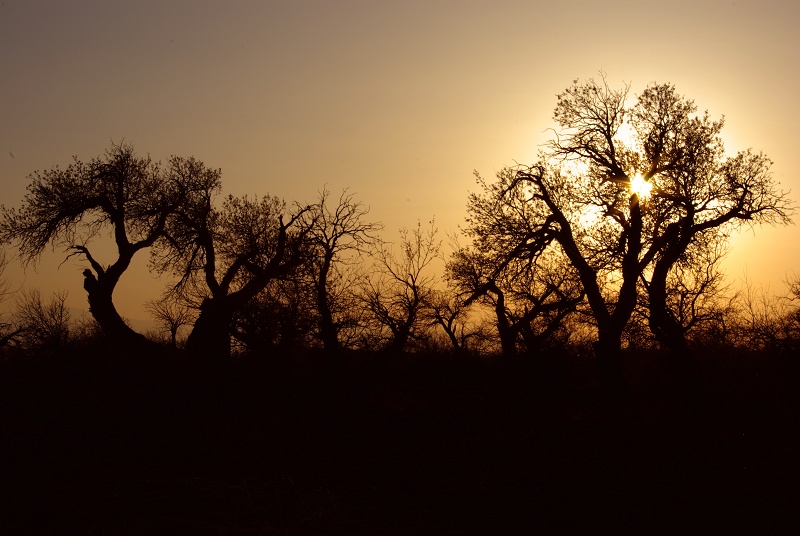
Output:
[
  {"xmin": 465, "ymin": 75, "xmax": 793, "ymax": 392},
  {"xmin": 0, "ymin": 142, "xmax": 220, "ymax": 346}
]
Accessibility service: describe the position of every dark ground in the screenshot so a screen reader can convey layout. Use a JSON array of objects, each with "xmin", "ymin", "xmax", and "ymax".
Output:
[{"xmin": 1, "ymin": 346, "xmax": 798, "ymax": 534}]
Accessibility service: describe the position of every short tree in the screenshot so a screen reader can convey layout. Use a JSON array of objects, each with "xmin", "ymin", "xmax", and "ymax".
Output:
[
  {"xmin": 145, "ymin": 293, "xmax": 195, "ymax": 348},
  {"xmin": 230, "ymin": 276, "xmax": 316, "ymax": 356},
  {"xmin": 421, "ymin": 286, "xmax": 491, "ymax": 355},
  {"xmin": 733, "ymin": 275, "xmax": 800, "ymax": 354},
  {"xmin": 361, "ymin": 220, "xmax": 440, "ymax": 353},
  {"xmin": 13, "ymin": 289, "xmax": 71, "ymax": 352}
]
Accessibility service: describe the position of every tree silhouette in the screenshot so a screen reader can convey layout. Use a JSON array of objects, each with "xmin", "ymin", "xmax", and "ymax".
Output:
[
  {"xmin": 624, "ymin": 84, "xmax": 793, "ymax": 359},
  {"xmin": 478, "ymin": 75, "xmax": 792, "ymax": 393},
  {"xmin": 231, "ymin": 276, "xmax": 316, "ymax": 356},
  {"xmin": 13, "ymin": 289, "xmax": 71, "ymax": 352},
  {"xmin": 421, "ymin": 286, "xmax": 490, "ymax": 354},
  {"xmin": 145, "ymin": 293, "xmax": 195, "ymax": 348},
  {"xmin": 452, "ymin": 171, "xmax": 585, "ymax": 359},
  {"xmin": 155, "ymin": 189, "xmax": 311, "ymax": 363},
  {"xmin": 0, "ymin": 143, "xmax": 219, "ymax": 348},
  {"xmin": 734, "ymin": 275, "xmax": 800, "ymax": 354},
  {"xmin": 304, "ymin": 188, "xmax": 382, "ymax": 358},
  {"xmin": 463, "ymin": 160, "xmax": 641, "ymax": 391},
  {"xmin": 361, "ymin": 220, "xmax": 440, "ymax": 353}
]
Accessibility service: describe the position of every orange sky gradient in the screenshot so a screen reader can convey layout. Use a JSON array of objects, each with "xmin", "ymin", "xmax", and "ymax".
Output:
[{"xmin": 1, "ymin": 0, "xmax": 798, "ymax": 327}]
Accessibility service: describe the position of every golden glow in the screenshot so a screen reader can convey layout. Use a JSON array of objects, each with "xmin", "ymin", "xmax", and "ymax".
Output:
[
  {"xmin": 0, "ymin": 1, "xmax": 797, "ymax": 317},
  {"xmin": 615, "ymin": 123, "xmax": 638, "ymax": 150},
  {"xmin": 579, "ymin": 203, "xmax": 603, "ymax": 228},
  {"xmin": 630, "ymin": 173, "xmax": 653, "ymax": 199}
]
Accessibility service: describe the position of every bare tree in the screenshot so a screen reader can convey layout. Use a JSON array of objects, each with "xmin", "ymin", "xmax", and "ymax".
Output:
[
  {"xmin": 361, "ymin": 219, "xmax": 440, "ymax": 353},
  {"xmin": 448, "ymin": 245, "xmax": 583, "ymax": 359},
  {"xmin": 145, "ymin": 293, "xmax": 195, "ymax": 348},
  {"xmin": 0, "ymin": 142, "xmax": 220, "ymax": 348},
  {"xmin": 422, "ymin": 286, "xmax": 492, "ymax": 355},
  {"xmin": 13, "ymin": 289, "xmax": 71, "ymax": 351},
  {"xmin": 155, "ymin": 191, "xmax": 311, "ymax": 362},
  {"xmin": 733, "ymin": 275, "xmax": 800, "ymax": 354},
  {"xmin": 304, "ymin": 188, "xmax": 382, "ymax": 357},
  {"xmin": 452, "ymin": 172, "xmax": 585, "ymax": 359},
  {"xmin": 480, "ymin": 75, "xmax": 792, "ymax": 393}
]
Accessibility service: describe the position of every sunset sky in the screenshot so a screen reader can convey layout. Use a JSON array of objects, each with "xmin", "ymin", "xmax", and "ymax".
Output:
[{"xmin": 1, "ymin": 0, "xmax": 798, "ymax": 325}]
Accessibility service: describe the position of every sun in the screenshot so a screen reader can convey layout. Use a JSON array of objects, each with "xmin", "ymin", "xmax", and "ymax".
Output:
[{"xmin": 630, "ymin": 173, "xmax": 653, "ymax": 199}]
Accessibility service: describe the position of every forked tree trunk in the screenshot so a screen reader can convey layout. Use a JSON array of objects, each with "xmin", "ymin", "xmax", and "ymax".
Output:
[{"xmin": 441, "ymin": 321, "xmax": 462, "ymax": 353}]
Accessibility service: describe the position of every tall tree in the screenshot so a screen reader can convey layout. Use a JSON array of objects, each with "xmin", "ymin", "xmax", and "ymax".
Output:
[
  {"xmin": 0, "ymin": 143, "xmax": 218, "ymax": 347},
  {"xmin": 304, "ymin": 188, "xmax": 381, "ymax": 357},
  {"xmin": 482, "ymin": 75, "xmax": 792, "ymax": 392}
]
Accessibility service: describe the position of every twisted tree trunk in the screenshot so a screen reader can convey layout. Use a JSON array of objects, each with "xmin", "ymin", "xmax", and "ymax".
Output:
[{"xmin": 82, "ymin": 269, "xmax": 151, "ymax": 350}]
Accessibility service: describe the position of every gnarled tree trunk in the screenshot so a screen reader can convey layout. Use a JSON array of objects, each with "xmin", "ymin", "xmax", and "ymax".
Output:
[{"xmin": 82, "ymin": 268, "xmax": 151, "ymax": 350}]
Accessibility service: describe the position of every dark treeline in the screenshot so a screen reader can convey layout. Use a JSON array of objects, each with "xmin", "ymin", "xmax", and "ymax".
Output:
[
  {"xmin": 1, "ymin": 76, "xmax": 799, "ymax": 533},
  {"xmin": 0, "ymin": 76, "xmax": 796, "ymax": 382}
]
